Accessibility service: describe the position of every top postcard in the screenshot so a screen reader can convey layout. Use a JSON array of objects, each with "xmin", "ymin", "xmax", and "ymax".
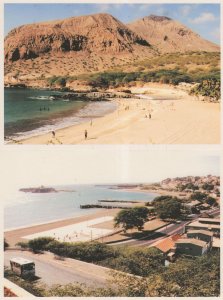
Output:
[{"xmin": 4, "ymin": 3, "xmax": 221, "ymax": 145}]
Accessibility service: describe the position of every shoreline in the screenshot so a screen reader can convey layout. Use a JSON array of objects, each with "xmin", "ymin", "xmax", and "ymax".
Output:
[
  {"xmin": 4, "ymin": 208, "xmax": 103, "ymax": 232},
  {"xmin": 5, "ymin": 83, "xmax": 220, "ymax": 144},
  {"xmin": 5, "ymin": 99, "xmax": 117, "ymax": 144},
  {"xmin": 121, "ymin": 186, "xmax": 190, "ymax": 199},
  {"xmin": 4, "ymin": 208, "xmax": 120, "ymax": 247}
]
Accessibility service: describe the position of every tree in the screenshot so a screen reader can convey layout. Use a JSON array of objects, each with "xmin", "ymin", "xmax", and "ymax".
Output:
[
  {"xmin": 190, "ymin": 192, "xmax": 207, "ymax": 202},
  {"xmin": 146, "ymin": 253, "xmax": 220, "ymax": 296},
  {"xmin": 110, "ymin": 252, "xmax": 220, "ymax": 297},
  {"xmin": 153, "ymin": 196, "xmax": 182, "ymax": 220},
  {"xmin": 190, "ymin": 79, "xmax": 220, "ymax": 102},
  {"xmin": 114, "ymin": 207, "xmax": 149, "ymax": 232},
  {"xmin": 205, "ymin": 196, "xmax": 217, "ymax": 206},
  {"xmin": 202, "ymin": 183, "xmax": 214, "ymax": 191}
]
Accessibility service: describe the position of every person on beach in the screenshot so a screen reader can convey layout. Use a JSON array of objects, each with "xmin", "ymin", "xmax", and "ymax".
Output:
[
  {"xmin": 52, "ymin": 131, "xmax": 55, "ymax": 138},
  {"xmin": 149, "ymin": 113, "xmax": 151, "ymax": 119},
  {"xmin": 85, "ymin": 130, "xmax": 88, "ymax": 140}
]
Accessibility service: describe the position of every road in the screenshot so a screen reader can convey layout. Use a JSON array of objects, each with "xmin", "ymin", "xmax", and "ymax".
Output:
[
  {"xmin": 111, "ymin": 208, "xmax": 220, "ymax": 247},
  {"xmin": 5, "ymin": 209, "xmax": 219, "ymax": 287},
  {"xmin": 4, "ymin": 250, "xmax": 111, "ymax": 287}
]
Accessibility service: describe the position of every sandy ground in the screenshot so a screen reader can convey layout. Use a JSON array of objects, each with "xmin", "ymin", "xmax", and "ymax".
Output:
[
  {"xmin": 23, "ymin": 216, "xmax": 114, "ymax": 242},
  {"xmin": 18, "ymin": 84, "xmax": 220, "ymax": 144},
  {"xmin": 4, "ymin": 209, "xmax": 120, "ymax": 247}
]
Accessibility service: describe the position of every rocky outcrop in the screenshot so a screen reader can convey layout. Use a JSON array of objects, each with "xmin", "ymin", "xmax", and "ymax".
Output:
[{"xmin": 20, "ymin": 186, "xmax": 57, "ymax": 193}]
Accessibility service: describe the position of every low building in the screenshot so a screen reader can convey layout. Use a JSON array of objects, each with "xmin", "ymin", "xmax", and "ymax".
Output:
[
  {"xmin": 185, "ymin": 219, "xmax": 220, "ymax": 235},
  {"xmin": 175, "ymin": 238, "xmax": 208, "ymax": 256},
  {"xmin": 198, "ymin": 218, "xmax": 220, "ymax": 225},
  {"xmin": 187, "ymin": 230, "xmax": 213, "ymax": 243},
  {"xmin": 152, "ymin": 234, "xmax": 181, "ymax": 261},
  {"xmin": 153, "ymin": 237, "xmax": 175, "ymax": 254}
]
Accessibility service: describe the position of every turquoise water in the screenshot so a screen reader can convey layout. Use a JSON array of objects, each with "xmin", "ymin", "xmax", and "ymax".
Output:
[
  {"xmin": 4, "ymin": 185, "xmax": 157, "ymax": 229},
  {"xmin": 4, "ymin": 88, "xmax": 116, "ymax": 141}
]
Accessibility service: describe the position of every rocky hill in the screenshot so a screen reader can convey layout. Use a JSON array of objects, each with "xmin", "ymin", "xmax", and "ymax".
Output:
[
  {"xmin": 4, "ymin": 13, "xmax": 220, "ymax": 84},
  {"xmin": 5, "ymin": 13, "xmax": 154, "ymax": 62},
  {"xmin": 128, "ymin": 15, "xmax": 219, "ymax": 53}
]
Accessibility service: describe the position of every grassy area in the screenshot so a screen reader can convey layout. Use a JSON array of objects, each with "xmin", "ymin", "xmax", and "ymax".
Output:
[
  {"xmin": 133, "ymin": 51, "xmax": 220, "ymax": 72},
  {"xmin": 99, "ymin": 219, "xmax": 167, "ymax": 243},
  {"xmin": 44, "ymin": 52, "xmax": 220, "ymax": 101}
]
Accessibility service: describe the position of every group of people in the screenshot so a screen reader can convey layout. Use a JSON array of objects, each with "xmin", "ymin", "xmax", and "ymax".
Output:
[
  {"xmin": 145, "ymin": 113, "xmax": 152, "ymax": 119},
  {"xmin": 39, "ymin": 107, "xmax": 50, "ymax": 111},
  {"xmin": 51, "ymin": 129, "xmax": 88, "ymax": 140}
]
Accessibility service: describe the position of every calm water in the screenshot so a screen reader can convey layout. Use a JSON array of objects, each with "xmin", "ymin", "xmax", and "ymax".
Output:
[
  {"xmin": 4, "ymin": 88, "xmax": 116, "ymax": 141},
  {"xmin": 4, "ymin": 185, "xmax": 157, "ymax": 230}
]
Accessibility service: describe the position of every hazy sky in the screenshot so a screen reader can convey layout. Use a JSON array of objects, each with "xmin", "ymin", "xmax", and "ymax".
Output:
[
  {"xmin": 4, "ymin": 3, "xmax": 220, "ymax": 44},
  {"xmin": 0, "ymin": 147, "xmax": 220, "ymax": 199}
]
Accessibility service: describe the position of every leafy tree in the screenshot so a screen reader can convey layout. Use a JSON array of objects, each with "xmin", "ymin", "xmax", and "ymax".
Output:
[
  {"xmin": 110, "ymin": 252, "xmax": 220, "ymax": 297},
  {"xmin": 205, "ymin": 196, "xmax": 217, "ymax": 206},
  {"xmin": 192, "ymin": 79, "xmax": 221, "ymax": 101},
  {"xmin": 103, "ymin": 247, "xmax": 164, "ymax": 277},
  {"xmin": 190, "ymin": 192, "xmax": 207, "ymax": 202},
  {"xmin": 178, "ymin": 183, "xmax": 199, "ymax": 191},
  {"xmin": 202, "ymin": 183, "xmax": 214, "ymax": 191},
  {"xmin": 153, "ymin": 196, "xmax": 182, "ymax": 220},
  {"xmin": 46, "ymin": 240, "xmax": 116, "ymax": 262},
  {"xmin": 146, "ymin": 252, "xmax": 220, "ymax": 297},
  {"xmin": 114, "ymin": 207, "xmax": 149, "ymax": 232}
]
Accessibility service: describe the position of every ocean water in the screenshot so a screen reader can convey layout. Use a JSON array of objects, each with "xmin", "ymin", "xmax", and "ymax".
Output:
[
  {"xmin": 4, "ymin": 88, "xmax": 116, "ymax": 141},
  {"xmin": 4, "ymin": 185, "xmax": 158, "ymax": 230}
]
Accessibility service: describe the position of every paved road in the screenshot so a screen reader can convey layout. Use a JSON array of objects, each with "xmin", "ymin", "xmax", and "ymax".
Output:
[
  {"xmin": 4, "ymin": 250, "xmax": 110, "ymax": 287},
  {"xmin": 111, "ymin": 208, "xmax": 220, "ymax": 247}
]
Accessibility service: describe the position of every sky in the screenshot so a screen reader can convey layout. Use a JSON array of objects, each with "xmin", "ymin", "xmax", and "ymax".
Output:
[
  {"xmin": 4, "ymin": 3, "xmax": 220, "ymax": 45},
  {"xmin": 0, "ymin": 147, "xmax": 220, "ymax": 200}
]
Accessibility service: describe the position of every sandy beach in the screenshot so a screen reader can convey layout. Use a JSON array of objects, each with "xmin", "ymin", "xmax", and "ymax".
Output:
[
  {"xmin": 16, "ymin": 84, "xmax": 220, "ymax": 144},
  {"xmin": 4, "ymin": 209, "xmax": 120, "ymax": 247}
]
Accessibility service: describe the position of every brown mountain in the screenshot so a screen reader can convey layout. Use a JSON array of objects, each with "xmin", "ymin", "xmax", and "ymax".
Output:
[
  {"xmin": 4, "ymin": 13, "xmax": 220, "ymax": 83},
  {"xmin": 4, "ymin": 13, "xmax": 153, "ymax": 62},
  {"xmin": 128, "ymin": 15, "xmax": 220, "ymax": 54}
]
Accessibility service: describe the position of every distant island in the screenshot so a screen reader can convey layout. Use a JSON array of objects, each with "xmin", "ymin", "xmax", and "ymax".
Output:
[{"xmin": 19, "ymin": 186, "xmax": 75, "ymax": 193}]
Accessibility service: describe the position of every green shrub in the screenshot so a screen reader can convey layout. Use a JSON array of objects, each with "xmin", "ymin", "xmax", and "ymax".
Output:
[{"xmin": 28, "ymin": 237, "xmax": 55, "ymax": 252}]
